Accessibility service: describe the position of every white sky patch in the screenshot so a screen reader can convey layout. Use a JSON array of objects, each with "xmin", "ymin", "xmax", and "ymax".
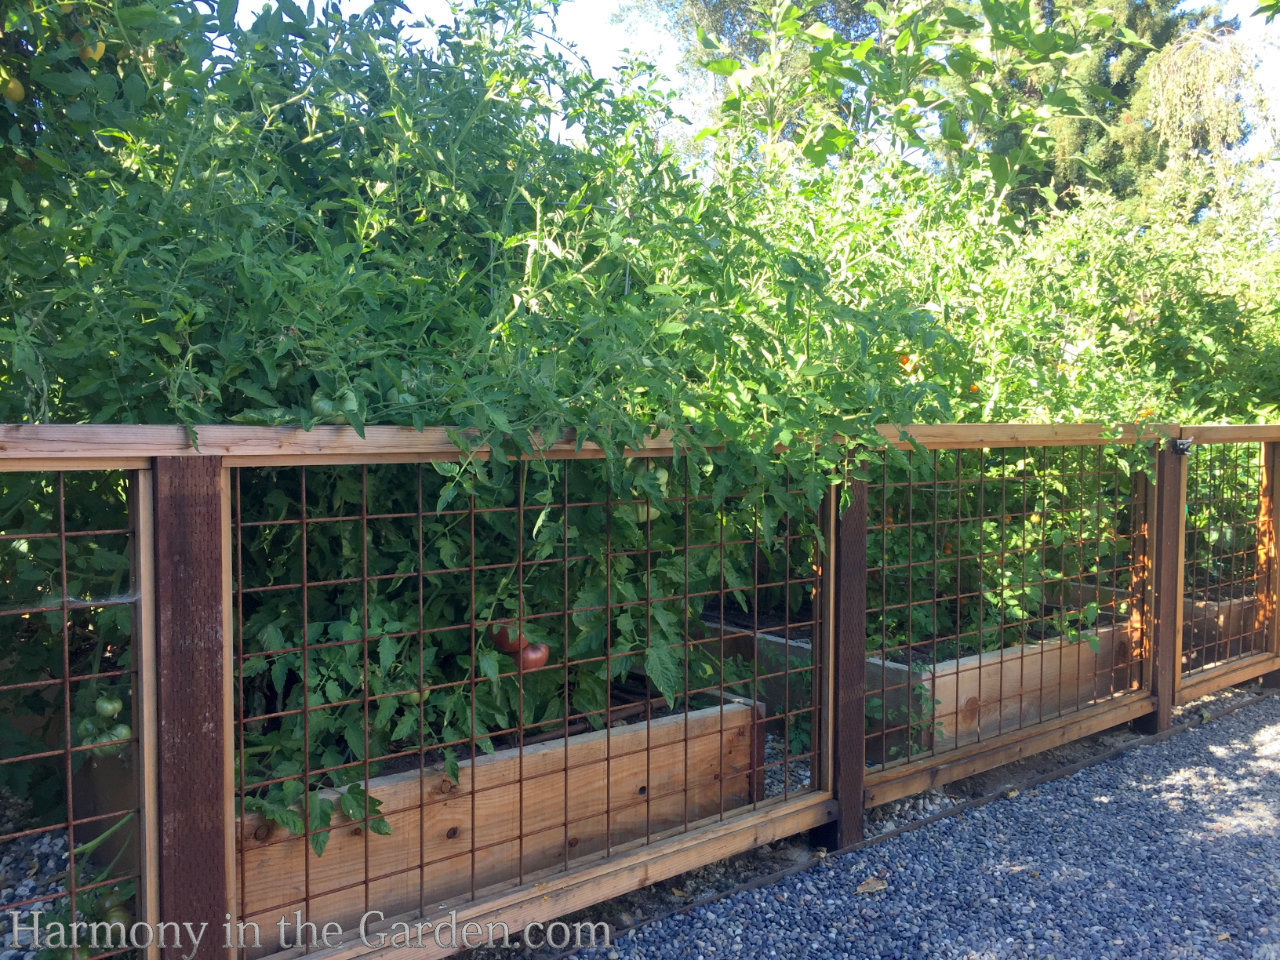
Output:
[{"xmin": 232, "ymin": 0, "xmax": 708, "ymax": 142}]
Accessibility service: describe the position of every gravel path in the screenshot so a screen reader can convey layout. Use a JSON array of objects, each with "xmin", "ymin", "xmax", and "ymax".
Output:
[
  {"xmin": 570, "ymin": 692, "xmax": 1280, "ymax": 960},
  {"xmin": 0, "ymin": 793, "xmax": 69, "ymax": 960}
]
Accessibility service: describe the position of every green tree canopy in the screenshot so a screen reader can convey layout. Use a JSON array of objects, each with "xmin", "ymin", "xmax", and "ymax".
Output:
[{"xmin": 633, "ymin": 0, "xmax": 1251, "ymax": 201}]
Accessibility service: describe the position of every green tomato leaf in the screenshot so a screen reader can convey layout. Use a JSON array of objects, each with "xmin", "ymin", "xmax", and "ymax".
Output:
[
  {"xmin": 705, "ymin": 57, "xmax": 741, "ymax": 76},
  {"xmin": 645, "ymin": 639, "xmax": 681, "ymax": 709}
]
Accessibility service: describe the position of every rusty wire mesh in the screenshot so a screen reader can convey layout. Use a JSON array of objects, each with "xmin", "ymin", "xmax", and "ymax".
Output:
[
  {"xmin": 864, "ymin": 444, "xmax": 1145, "ymax": 768},
  {"xmin": 230, "ymin": 456, "xmax": 822, "ymax": 953},
  {"xmin": 0, "ymin": 470, "xmax": 143, "ymax": 960},
  {"xmin": 1182, "ymin": 441, "xmax": 1270, "ymax": 676}
]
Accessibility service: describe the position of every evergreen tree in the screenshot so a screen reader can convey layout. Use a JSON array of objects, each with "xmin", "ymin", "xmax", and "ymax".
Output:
[{"xmin": 1036, "ymin": 0, "xmax": 1226, "ymax": 199}]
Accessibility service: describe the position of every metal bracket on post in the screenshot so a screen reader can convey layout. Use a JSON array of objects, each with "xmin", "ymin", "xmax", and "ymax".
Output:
[{"xmin": 1171, "ymin": 437, "xmax": 1194, "ymax": 456}]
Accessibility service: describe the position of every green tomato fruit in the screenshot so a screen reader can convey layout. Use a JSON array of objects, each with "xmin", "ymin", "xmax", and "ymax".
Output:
[
  {"xmin": 95, "ymin": 695, "xmax": 122, "ymax": 719},
  {"xmin": 336, "ymin": 388, "xmax": 360, "ymax": 416},
  {"xmin": 309, "ymin": 392, "xmax": 344, "ymax": 423}
]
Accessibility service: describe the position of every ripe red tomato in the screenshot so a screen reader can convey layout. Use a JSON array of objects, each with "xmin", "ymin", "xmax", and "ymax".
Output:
[
  {"xmin": 489, "ymin": 623, "xmax": 526, "ymax": 654},
  {"xmin": 519, "ymin": 643, "xmax": 549, "ymax": 671}
]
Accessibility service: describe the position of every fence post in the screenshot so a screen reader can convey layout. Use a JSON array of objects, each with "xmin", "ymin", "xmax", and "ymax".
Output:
[
  {"xmin": 812, "ymin": 476, "xmax": 866, "ymax": 849},
  {"xmin": 153, "ymin": 457, "xmax": 232, "ymax": 959},
  {"xmin": 1134, "ymin": 437, "xmax": 1188, "ymax": 734},
  {"xmin": 1259, "ymin": 442, "xmax": 1280, "ymax": 688}
]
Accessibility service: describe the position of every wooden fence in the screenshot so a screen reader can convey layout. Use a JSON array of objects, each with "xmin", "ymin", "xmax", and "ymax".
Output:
[{"xmin": 0, "ymin": 423, "xmax": 1276, "ymax": 960}]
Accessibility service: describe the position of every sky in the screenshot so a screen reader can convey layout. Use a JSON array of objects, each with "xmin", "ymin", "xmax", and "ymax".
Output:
[
  {"xmin": 391, "ymin": 0, "xmax": 683, "ymax": 77},
  {"xmin": 237, "ymin": 0, "xmax": 1280, "ymax": 80}
]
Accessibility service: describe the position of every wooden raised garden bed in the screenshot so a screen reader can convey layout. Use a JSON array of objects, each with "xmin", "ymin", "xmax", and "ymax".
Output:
[
  {"xmin": 235, "ymin": 697, "xmax": 763, "ymax": 949},
  {"xmin": 867, "ymin": 621, "xmax": 1138, "ymax": 758},
  {"xmin": 1052, "ymin": 579, "xmax": 1268, "ymax": 671},
  {"xmin": 1184, "ymin": 592, "xmax": 1266, "ymax": 668},
  {"xmin": 707, "ymin": 596, "xmax": 1139, "ymax": 762},
  {"xmin": 911, "ymin": 620, "xmax": 1137, "ymax": 751},
  {"xmin": 700, "ymin": 615, "xmax": 813, "ymax": 722},
  {"xmin": 867, "ymin": 583, "xmax": 1143, "ymax": 761}
]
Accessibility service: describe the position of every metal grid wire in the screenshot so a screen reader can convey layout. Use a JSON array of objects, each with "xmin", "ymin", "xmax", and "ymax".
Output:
[
  {"xmin": 864, "ymin": 445, "xmax": 1143, "ymax": 768},
  {"xmin": 230, "ymin": 457, "xmax": 822, "ymax": 953},
  {"xmin": 1182, "ymin": 442, "xmax": 1269, "ymax": 676},
  {"xmin": 0, "ymin": 471, "xmax": 143, "ymax": 960}
]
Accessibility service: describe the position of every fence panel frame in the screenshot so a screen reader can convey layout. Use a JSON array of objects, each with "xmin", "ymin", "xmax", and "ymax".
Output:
[
  {"xmin": 858, "ymin": 430, "xmax": 1163, "ymax": 804},
  {"xmin": 129, "ymin": 468, "xmax": 163, "ymax": 960},
  {"xmin": 220, "ymin": 444, "xmax": 836, "ymax": 957},
  {"xmin": 1174, "ymin": 430, "xmax": 1280, "ymax": 702}
]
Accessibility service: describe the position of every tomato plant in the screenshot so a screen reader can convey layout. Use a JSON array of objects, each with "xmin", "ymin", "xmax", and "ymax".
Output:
[{"xmin": 232, "ymin": 455, "xmax": 783, "ymax": 853}]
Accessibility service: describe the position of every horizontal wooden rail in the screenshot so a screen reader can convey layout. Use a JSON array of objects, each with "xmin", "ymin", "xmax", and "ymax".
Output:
[
  {"xmin": 0, "ymin": 424, "xmax": 685, "ymax": 470},
  {"xmin": 873, "ymin": 423, "xmax": 1169, "ymax": 450},
  {"xmin": 1176, "ymin": 653, "xmax": 1280, "ymax": 705},
  {"xmin": 259, "ymin": 795, "xmax": 837, "ymax": 960},
  {"xmin": 863, "ymin": 692, "xmax": 1154, "ymax": 807},
  {"xmin": 0, "ymin": 422, "xmax": 1195, "ymax": 471},
  {"xmin": 1177, "ymin": 425, "xmax": 1280, "ymax": 445}
]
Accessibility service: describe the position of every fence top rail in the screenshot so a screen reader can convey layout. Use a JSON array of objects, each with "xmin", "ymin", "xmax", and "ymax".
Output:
[
  {"xmin": 1180, "ymin": 425, "xmax": 1280, "ymax": 445},
  {"xmin": 873, "ymin": 423, "xmax": 1168, "ymax": 450},
  {"xmin": 0, "ymin": 424, "xmax": 677, "ymax": 471},
  {"xmin": 0, "ymin": 421, "xmax": 1231, "ymax": 471}
]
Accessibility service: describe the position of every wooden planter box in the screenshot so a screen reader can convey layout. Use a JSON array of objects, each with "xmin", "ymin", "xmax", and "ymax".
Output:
[
  {"xmin": 699, "ymin": 616, "xmax": 812, "ymax": 720},
  {"xmin": 236, "ymin": 698, "xmax": 763, "ymax": 949},
  {"xmin": 72, "ymin": 753, "xmax": 141, "ymax": 876},
  {"xmin": 1048, "ymin": 578, "xmax": 1268, "ymax": 671},
  {"xmin": 702, "ymin": 610, "xmax": 1136, "ymax": 761},
  {"xmin": 1183, "ymin": 594, "xmax": 1266, "ymax": 669},
  {"xmin": 868, "ymin": 620, "xmax": 1140, "ymax": 760}
]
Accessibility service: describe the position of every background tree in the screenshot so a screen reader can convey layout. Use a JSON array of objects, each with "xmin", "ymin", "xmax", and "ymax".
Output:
[
  {"xmin": 1026, "ymin": 0, "xmax": 1221, "ymax": 200},
  {"xmin": 633, "ymin": 0, "xmax": 1253, "ymax": 203},
  {"xmin": 621, "ymin": 0, "xmax": 875, "ymax": 68}
]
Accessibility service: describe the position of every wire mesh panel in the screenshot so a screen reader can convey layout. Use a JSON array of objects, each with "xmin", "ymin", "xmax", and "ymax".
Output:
[
  {"xmin": 1182, "ymin": 441, "xmax": 1270, "ymax": 677},
  {"xmin": 0, "ymin": 470, "xmax": 146, "ymax": 960},
  {"xmin": 864, "ymin": 444, "xmax": 1144, "ymax": 768},
  {"xmin": 230, "ymin": 455, "xmax": 822, "ymax": 956}
]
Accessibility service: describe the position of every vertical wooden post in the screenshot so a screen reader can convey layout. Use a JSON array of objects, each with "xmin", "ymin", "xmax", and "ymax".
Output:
[
  {"xmin": 1258, "ymin": 442, "xmax": 1280, "ymax": 688},
  {"xmin": 1135, "ymin": 439, "xmax": 1188, "ymax": 733},
  {"xmin": 812, "ymin": 477, "xmax": 866, "ymax": 850},
  {"xmin": 153, "ymin": 458, "xmax": 232, "ymax": 960}
]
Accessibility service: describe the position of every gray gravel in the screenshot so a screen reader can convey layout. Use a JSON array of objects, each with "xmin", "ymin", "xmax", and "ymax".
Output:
[
  {"xmin": 570, "ymin": 692, "xmax": 1280, "ymax": 960},
  {"xmin": 763, "ymin": 733, "xmax": 812, "ymax": 798},
  {"xmin": 0, "ymin": 793, "xmax": 69, "ymax": 960}
]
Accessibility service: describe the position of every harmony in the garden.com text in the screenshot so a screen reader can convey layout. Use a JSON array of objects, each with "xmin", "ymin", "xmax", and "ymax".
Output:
[{"xmin": 8, "ymin": 909, "xmax": 612, "ymax": 955}]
